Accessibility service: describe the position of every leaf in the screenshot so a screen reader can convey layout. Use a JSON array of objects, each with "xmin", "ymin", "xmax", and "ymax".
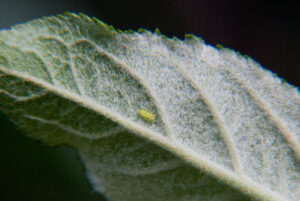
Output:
[{"xmin": 0, "ymin": 12, "xmax": 299, "ymax": 201}]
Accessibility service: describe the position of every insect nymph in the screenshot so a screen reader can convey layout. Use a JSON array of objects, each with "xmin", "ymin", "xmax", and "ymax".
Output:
[{"xmin": 138, "ymin": 109, "xmax": 156, "ymax": 121}]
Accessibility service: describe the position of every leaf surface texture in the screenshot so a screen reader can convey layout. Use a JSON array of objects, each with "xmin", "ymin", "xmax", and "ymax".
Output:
[{"xmin": 0, "ymin": 13, "xmax": 299, "ymax": 201}]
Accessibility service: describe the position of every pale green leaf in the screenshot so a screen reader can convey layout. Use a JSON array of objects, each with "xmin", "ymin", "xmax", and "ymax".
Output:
[{"xmin": 0, "ymin": 13, "xmax": 299, "ymax": 201}]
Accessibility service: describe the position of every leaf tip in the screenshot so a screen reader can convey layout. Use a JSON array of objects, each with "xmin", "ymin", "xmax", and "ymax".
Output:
[
  {"xmin": 184, "ymin": 33, "xmax": 196, "ymax": 40},
  {"xmin": 63, "ymin": 11, "xmax": 74, "ymax": 16},
  {"xmin": 216, "ymin": 44, "xmax": 225, "ymax": 49},
  {"xmin": 154, "ymin": 28, "xmax": 161, "ymax": 35},
  {"xmin": 79, "ymin": 12, "xmax": 93, "ymax": 22},
  {"xmin": 138, "ymin": 28, "xmax": 148, "ymax": 33}
]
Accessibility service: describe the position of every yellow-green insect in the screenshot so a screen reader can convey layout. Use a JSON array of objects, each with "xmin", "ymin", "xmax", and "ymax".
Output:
[{"xmin": 138, "ymin": 109, "xmax": 156, "ymax": 121}]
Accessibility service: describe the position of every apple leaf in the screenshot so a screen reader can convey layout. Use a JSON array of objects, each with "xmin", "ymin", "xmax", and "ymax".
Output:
[{"xmin": 0, "ymin": 13, "xmax": 299, "ymax": 201}]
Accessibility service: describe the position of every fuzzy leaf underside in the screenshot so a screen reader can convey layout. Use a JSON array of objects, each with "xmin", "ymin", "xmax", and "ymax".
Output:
[{"xmin": 0, "ymin": 13, "xmax": 299, "ymax": 201}]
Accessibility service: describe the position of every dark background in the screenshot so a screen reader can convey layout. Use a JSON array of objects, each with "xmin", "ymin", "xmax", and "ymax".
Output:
[{"xmin": 0, "ymin": 0, "xmax": 299, "ymax": 201}]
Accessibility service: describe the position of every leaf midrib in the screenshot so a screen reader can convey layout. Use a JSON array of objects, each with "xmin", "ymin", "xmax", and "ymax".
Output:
[
  {"xmin": 2, "ymin": 20, "xmax": 294, "ymax": 200},
  {"xmin": 10, "ymin": 26, "xmax": 298, "ymax": 161},
  {"xmin": 0, "ymin": 64, "xmax": 286, "ymax": 201}
]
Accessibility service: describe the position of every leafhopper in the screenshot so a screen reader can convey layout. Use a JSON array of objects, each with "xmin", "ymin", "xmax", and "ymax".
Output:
[{"xmin": 138, "ymin": 109, "xmax": 156, "ymax": 121}]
